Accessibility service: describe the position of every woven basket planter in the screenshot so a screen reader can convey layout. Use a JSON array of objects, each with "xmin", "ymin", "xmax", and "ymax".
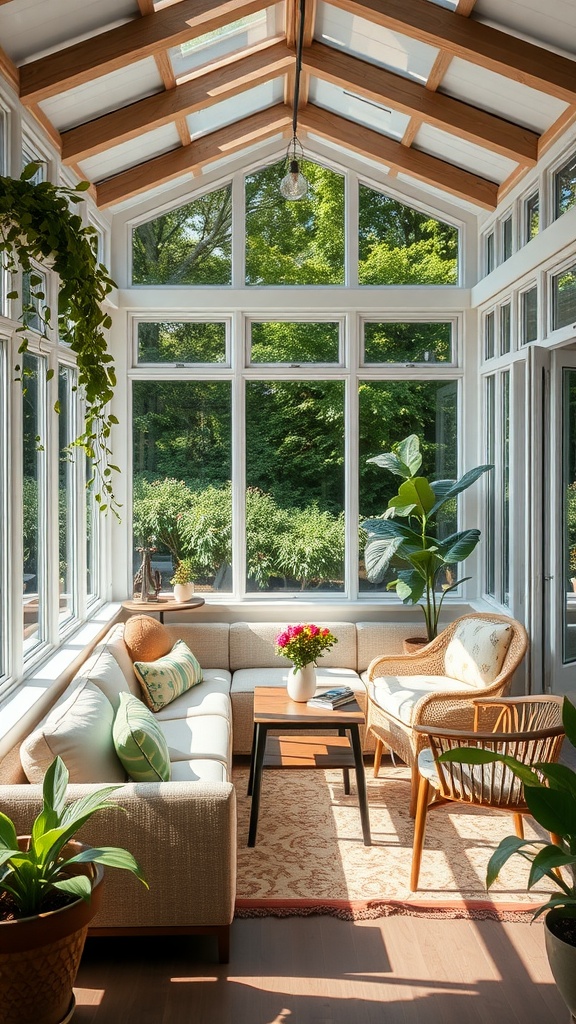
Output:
[{"xmin": 0, "ymin": 841, "xmax": 104, "ymax": 1024}]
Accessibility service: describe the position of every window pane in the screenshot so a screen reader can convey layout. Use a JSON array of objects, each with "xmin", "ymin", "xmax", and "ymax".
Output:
[
  {"xmin": 359, "ymin": 186, "xmax": 458, "ymax": 285},
  {"xmin": 563, "ymin": 369, "xmax": 576, "ymax": 662},
  {"xmin": 485, "ymin": 375, "xmax": 496, "ymax": 598},
  {"xmin": 169, "ymin": 7, "xmax": 281, "ymax": 79},
  {"xmin": 22, "ymin": 270, "xmax": 46, "ymax": 333},
  {"xmin": 485, "ymin": 311, "xmax": 495, "ymax": 360},
  {"xmin": 521, "ymin": 287, "xmax": 538, "ymax": 344},
  {"xmin": 132, "ymin": 186, "xmax": 232, "ymax": 285},
  {"xmin": 501, "ymin": 371, "xmax": 510, "ymax": 607},
  {"xmin": 363, "ymin": 321, "xmax": 452, "ymax": 363},
  {"xmin": 525, "ymin": 191, "xmax": 539, "ymax": 241},
  {"xmin": 58, "ymin": 367, "xmax": 75, "ymax": 625},
  {"xmin": 245, "ymin": 381, "xmax": 345, "ymax": 593},
  {"xmin": 500, "ymin": 302, "xmax": 511, "ymax": 355},
  {"xmin": 555, "ymin": 154, "xmax": 576, "ymax": 219},
  {"xmin": 86, "ymin": 458, "xmax": 98, "ymax": 602},
  {"xmin": 485, "ymin": 231, "xmax": 494, "ymax": 275},
  {"xmin": 0, "ymin": 343, "xmax": 5, "ymax": 680},
  {"xmin": 502, "ymin": 216, "xmax": 512, "ymax": 261},
  {"xmin": 552, "ymin": 266, "xmax": 576, "ymax": 331},
  {"xmin": 137, "ymin": 321, "xmax": 226, "ymax": 363},
  {"xmin": 132, "ymin": 381, "xmax": 232, "ymax": 593},
  {"xmin": 359, "ymin": 380, "xmax": 458, "ymax": 593},
  {"xmin": 250, "ymin": 322, "xmax": 340, "ymax": 363},
  {"xmin": 245, "ymin": 160, "xmax": 345, "ymax": 285},
  {"xmin": 23, "ymin": 353, "xmax": 45, "ymax": 650}
]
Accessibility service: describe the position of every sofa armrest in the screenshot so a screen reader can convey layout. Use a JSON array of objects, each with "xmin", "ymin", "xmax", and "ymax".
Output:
[{"xmin": 0, "ymin": 780, "xmax": 237, "ymax": 929}]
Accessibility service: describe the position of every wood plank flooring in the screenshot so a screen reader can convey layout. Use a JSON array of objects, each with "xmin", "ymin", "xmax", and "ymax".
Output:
[{"xmin": 74, "ymin": 915, "xmax": 570, "ymax": 1023}]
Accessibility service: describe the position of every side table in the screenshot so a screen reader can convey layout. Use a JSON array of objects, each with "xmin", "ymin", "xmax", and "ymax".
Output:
[{"xmin": 121, "ymin": 596, "xmax": 205, "ymax": 625}]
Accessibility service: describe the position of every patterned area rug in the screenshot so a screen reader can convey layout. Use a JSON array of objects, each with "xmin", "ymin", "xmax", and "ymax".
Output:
[{"xmin": 233, "ymin": 763, "xmax": 555, "ymax": 920}]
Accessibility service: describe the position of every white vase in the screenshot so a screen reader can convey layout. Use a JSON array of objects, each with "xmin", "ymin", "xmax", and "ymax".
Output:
[
  {"xmin": 173, "ymin": 582, "xmax": 194, "ymax": 603},
  {"xmin": 287, "ymin": 663, "xmax": 316, "ymax": 702}
]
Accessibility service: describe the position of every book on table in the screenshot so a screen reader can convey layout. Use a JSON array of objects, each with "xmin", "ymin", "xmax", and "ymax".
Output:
[{"xmin": 307, "ymin": 686, "xmax": 356, "ymax": 709}]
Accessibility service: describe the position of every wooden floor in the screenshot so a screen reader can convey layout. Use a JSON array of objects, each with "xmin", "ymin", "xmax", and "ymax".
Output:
[{"xmin": 74, "ymin": 914, "xmax": 570, "ymax": 1023}]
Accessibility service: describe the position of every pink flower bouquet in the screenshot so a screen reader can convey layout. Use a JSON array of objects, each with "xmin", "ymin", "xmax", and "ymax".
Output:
[{"xmin": 275, "ymin": 623, "xmax": 338, "ymax": 669}]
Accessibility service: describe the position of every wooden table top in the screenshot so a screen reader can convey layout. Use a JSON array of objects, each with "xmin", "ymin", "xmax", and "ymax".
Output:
[
  {"xmin": 253, "ymin": 686, "xmax": 365, "ymax": 725},
  {"xmin": 122, "ymin": 596, "xmax": 205, "ymax": 614}
]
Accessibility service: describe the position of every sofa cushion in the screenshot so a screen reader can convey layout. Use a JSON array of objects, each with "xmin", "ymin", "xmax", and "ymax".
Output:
[
  {"xmin": 77, "ymin": 646, "xmax": 132, "ymax": 711},
  {"xmin": 113, "ymin": 692, "xmax": 171, "ymax": 782},
  {"xmin": 231, "ymin": 666, "xmax": 362, "ymax": 694},
  {"xmin": 170, "ymin": 759, "xmax": 228, "ymax": 783},
  {"xmin": 159, "ymin": 714, "xmax": 231, "ymax": 767},
  {"xmin": 229, "ymin": 622, "xmax": 357, "ymax": 671},
  {"xmin": 124, "ymin": 614, "xmax": 172, "ymax": 663},
  {"xmin": 164, "ymin": 623, "xmax": 230, "ymax": 670},
  {"xmin": 94, "ymin": 622, "xmax": 142, "ymax": 698},
  {"xmin": 134, "ymin": 639, "xmax": 203, "ymax": 712},
  {"xmin": 444, "ymin": 620, "xmax": 512, "ymax": 687},
  {"xmin": 370, "ymin": 675, "xmax": 476, "ymax": 726},
  {"xmin": 153, "ymin": 671, "xmax": 231, "ymax": 721},
  {"xmin": 20, "ymin": 678, "xmax": 125, "ymax": 784}
]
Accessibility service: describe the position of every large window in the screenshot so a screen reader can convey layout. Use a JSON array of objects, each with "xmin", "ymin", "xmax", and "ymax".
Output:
[
  {"xmin": 363, "ymin": 321, "xmax": 453, "ymax": 364},
  {"xmin": 552, "ymin": 265, "xmax": 576, "ymax": 332},
  {"xmin": 484, "ymin": 371, "xmax": 511, "ymax": 607},
  {"xmin": 58, "ymin": 366, "xmax": 76, "ymax": 628},
  {"xmin": 22, "ymin": 353, "xmax": 46, "ymax": 652},
  {"xmin": 555, "ymin": 154, "xmax": 576, "ymax": 220}
]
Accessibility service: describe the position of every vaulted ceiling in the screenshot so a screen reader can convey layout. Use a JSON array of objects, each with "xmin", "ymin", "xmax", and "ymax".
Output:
[{"xmin": 1, "ymin": 0, "xmax": 575, "ymax": 214}]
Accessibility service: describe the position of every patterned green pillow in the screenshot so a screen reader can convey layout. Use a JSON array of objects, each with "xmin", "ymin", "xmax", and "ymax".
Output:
[
  {"xmin": 133, "ymin": 639, "xmax": 203, "ymax": 712},
  {"xmin": 113, "ymin": 692, "xmax": 171, "ymax": 782}
]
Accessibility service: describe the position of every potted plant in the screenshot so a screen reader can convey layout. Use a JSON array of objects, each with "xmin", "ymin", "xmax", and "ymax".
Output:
[
  {"xmin": 170, "ymin": 557, "xmax": 195, "ymax": 602},
  {"xmin": 440, "ymin": 697, "xmax": 576, "ymax": 1019},
  {"xmin": 275, "ymin": 623, "xmax": 338, "ymax": 701},
  {"xmin": 361, "ymin": 434, "xmax": 492, "ymax": 645},
  {"xmin": 0, "ymin": 165, "xmax": 118, "ymax": 515},
  {"xmin": 0, "ymin": 756, "xmax": 147, "ymax": 1024}
]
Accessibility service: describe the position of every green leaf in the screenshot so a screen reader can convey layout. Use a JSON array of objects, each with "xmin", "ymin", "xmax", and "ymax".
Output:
[
  {"xmin": 563, "ymin": 698, "xmax": 576, "ymax": 749},
  {"xmin": 527, "ymin": 844, "xmax": 576, "ymax": 889},
  {"xmin": 53, "ymin": 874, "xmax": 93, "ymax": 902},
  {"xmin": 395, "ymin": 477, "xmax": 436, "ymax": 517},
  {"xmin": 393, "ymin": 570, "xmax": 426, "ymax": 605},
  {"xmin": 42, "ymin": 756, "xmax": 69, "ymax": 818},
  {"xmin": 524, "ymin": 784, "xmax": 576, "ymax": 837},
  {"xmin": 364, "ymin": 534, "xmax": 405, "ymax": 584},
  {"xmin": 74, "ymin": 181, "xmax": 91, "ymax": 192},
  {"xmin": 437, "ymin": 529, "xmax": 481, "ymax": 563},
  {"xmin": 429, "ymin": 465, "xmax": 493, "ymax": 517},
  {"xmin": 486, "ymin": 835, "xmax": 538, "ymax": 888},
  {"xmin": 66, "ymin": 847, "xmax": 148, "ymax": 886},
  {"xmin": 0, "ymin": 811, "xmax": 18, "ymax": 851}
]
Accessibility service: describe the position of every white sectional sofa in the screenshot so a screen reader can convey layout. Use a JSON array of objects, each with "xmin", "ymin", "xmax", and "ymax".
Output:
[{"xmin": 0, "ymin": 616, "xmax": 418, "ymax": 961}]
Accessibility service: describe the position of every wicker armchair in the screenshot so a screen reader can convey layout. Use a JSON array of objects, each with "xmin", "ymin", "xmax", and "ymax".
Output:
[
  {"xmin": 410, "ymin": 695, "xmax": 565, "ymax": 890},
  {"xmin": 364, "ymin": 612, "xmax": 529, "ymax": 816}
]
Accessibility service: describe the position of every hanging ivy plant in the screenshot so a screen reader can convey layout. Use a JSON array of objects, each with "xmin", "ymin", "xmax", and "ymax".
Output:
[{"xmin": 0, "ymin": 164, "xmax": 119, "ymax": 514}]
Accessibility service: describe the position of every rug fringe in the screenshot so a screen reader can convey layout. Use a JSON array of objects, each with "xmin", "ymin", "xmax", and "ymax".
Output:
[{"xmin": 234, "ymin": 898, "xmax": 538, "ymax": 922}]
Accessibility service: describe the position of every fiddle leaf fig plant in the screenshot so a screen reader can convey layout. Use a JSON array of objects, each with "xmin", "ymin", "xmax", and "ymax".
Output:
[
  {"xmin": 0, "ymin": 164, "xmax": 119, "ymax": 514},
  {"xmin": 0, "ymin": 756, "xmax": 147, "ymax": 919},
  {"xmin": 362, "ymin": 434, "xmax": 493, "ymax": 641}
]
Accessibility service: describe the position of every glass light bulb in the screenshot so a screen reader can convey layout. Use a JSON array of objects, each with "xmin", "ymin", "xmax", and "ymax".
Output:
[{"xmin": 280, "ymin": 159, "xmax": 308, "ymax": 200}]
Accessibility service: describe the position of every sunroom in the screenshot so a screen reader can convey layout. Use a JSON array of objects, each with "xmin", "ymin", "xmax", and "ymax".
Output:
[{"xmin": 0, "ymin": 0, "xmax": 576, "ymax": 1018}]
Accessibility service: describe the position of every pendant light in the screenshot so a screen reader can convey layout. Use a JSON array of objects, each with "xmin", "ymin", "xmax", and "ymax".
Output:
[{"xmin": 280, "ymin": 0, "xmax": 309, "ymax": 201}]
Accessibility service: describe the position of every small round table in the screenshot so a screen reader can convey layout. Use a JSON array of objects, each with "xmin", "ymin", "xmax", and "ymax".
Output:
[{"xmin": 121, "ymin": 596, "xmax": 205, "ymax": 624}]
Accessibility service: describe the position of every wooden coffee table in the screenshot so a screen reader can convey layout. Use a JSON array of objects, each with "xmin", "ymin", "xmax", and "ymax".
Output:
[{"xmin": 247, "ymin": 686, "xmax": 371, "ymax": 848}]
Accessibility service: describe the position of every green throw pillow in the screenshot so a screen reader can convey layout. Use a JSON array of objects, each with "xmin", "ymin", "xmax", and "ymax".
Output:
[
  {"xmin": 113, "ymin": 692, "xmax": 171, "ymax": 782},
  {"xmin": 133, "ymin": 639, "xmax": 203, "ymax": 712}
]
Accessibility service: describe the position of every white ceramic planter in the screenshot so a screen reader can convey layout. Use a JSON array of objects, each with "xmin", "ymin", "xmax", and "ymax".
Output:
[
  {"xmin": 287, "ymin": 663, "xmax": 317, "ymax": 702},
  {"xmin": 173, "ymin": 582, "xmax": 194, "ymax": 603}
]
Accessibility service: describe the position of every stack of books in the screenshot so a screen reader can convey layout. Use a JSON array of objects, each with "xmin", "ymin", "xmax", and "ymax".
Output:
[{"xmin": 307, "ymin": 686, "xmax": 356, "ymax": 709}]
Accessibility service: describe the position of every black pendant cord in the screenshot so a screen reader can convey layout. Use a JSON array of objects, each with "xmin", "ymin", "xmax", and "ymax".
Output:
[{"xmin": 291, "ymin": 0, "xmax": 306, "ymax": 143}]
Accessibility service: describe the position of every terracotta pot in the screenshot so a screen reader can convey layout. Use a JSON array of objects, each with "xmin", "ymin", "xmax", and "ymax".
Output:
[
  {"xmin": 544, "ymin": 907, "xmax": 576, "ymax": 1018},
  {"xmin": 402, "ymin": 637, "xmax": 429, "ymax": 655},
  {"xmin": 0, "ymin": 840, "xmax": 104, "ymax": 1024}
]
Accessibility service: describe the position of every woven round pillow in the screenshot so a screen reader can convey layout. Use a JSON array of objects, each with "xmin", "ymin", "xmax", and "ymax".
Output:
[{"xmin": 124, "ymin": 615, "xmax": 172, "ymax": 663}]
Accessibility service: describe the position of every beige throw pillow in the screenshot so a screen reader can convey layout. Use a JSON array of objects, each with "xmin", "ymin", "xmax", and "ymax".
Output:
[
  {"xmin": 134, "ymin": 640, "xmax": 203, "ymax": 712},
  {"xmin": 444, "ymin": 620, "xmax": 512, "ymax": 687}
]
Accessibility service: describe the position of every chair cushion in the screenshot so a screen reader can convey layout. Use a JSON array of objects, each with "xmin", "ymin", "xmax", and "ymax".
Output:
[
  {"xmin": 134, "ymin": 639, "xmax": 203, "ymax": 712},
  {"xmin": 417, "ymin": 747, "xmax": 522, "ymax": 803},
  {"xmin": 444, "ymin": 620, "xmax": 512, "ymax": 686},
  {"xmin": 20, "ymin": 679, "xmax": 125, "ymax": 784},
  {"xmin": 370, "ymin": 675, "xmax": 476, "ymax": 726},
  {"xmin": 113, "ymin": 692, "xmax": 171, "ymax": 782},
  {"xmin": 124, "ymin": 614, "xmax": 173, "ymax": 663}
]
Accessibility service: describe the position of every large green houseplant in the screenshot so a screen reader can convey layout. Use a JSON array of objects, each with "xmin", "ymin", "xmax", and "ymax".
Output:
[
  {"xmin": 0, "ymin": 165, "xmax": 118, "ymax": 514},
  {"xmin": 0, "ymin": 756, "xmax": 147, "ymax": 1024},
  {"xmin": 361, "ymin": 434, "xmax": 492, "ymax": 642},
  {"xmin": 440, "ymin": 697, "xmax": 576, "ymax": 1018}
]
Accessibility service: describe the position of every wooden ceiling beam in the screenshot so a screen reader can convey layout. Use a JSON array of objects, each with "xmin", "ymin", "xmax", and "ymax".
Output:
[
  {"xmin": 302, "ymin": 43, "xmax": 538, "ymax": 165},
  {"xmin": 19, "ymin": 0, "xmax": 270, "ymax": 103},
  {"xmin": 62, "ymin": 41, "xmax": 292, "ymax": 163},
  {"xmin": 327, "ymin": 0, "xmax": 576, "ymax": 104},
  {"xmin": 96, "ymin": 104, "xmax": 292, "ymax": 207},
  {"xmin": 298, "ymin": 104, "xmax": 498, "ymax": 209}
]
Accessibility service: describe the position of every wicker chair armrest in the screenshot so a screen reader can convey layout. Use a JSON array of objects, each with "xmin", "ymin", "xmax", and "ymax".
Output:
[{"xmin": 366, "ymin": 650, "xmax": 445, "ymax": 680}]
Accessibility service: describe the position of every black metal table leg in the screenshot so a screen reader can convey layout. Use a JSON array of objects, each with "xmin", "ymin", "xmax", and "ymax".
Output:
[
  {"xmin": 338, "ymin": 726, "xmax": 350, "ymax": 794},
  {"xmin": 350, "ymin": 724, "xmax": 371, "ymax": 845},
  {"xmin": 247, "ymin": 724, "xmax": 268, "ymax": 847},
  {"xmin": 247, "ymin": 722, "xmax": 258, "ymax": 796}
]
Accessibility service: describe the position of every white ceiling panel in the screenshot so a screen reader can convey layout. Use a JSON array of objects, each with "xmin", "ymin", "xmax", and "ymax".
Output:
[
  {"xmin": 315, "ymin": 1, "xmax": 439, "ymax": 83},
  {"xmin": 305, "ymin": 132, "xmax": 391, "ymax": 176},
  {"xmin": 475, "ymin": 0, "xmax": 576, "ymax": 56},
  {"xmin": 39, "ymin": 58, "xmax": 163, "ymax": 133},
  {"xmin": 396, "ymin": 171, "xmax": 486, "ymax": 211},
  {"xmin": 414, "ymin": 123, "xmax": 518, "ymax": 183},
  {"xmin": 79, "ymin": 124, "xmax": 181, "ymax": 181},
  {"xmin": 170, "ymin": 4, "xmax": 285, "ymax": 82},
  {"xmin": 187, "ymin": 80, "xmax": 285, "ymax": 140},
  {"xmin": 0, "ymin": 0, "xmax": 137, "ymax": 65},
  {"xmin": 309, "ymin": 79, "xmax": 411, "ymax": 140},
  {"xmin": 440, "ymin": 57, "xmax": 568, "ymax": 132}
]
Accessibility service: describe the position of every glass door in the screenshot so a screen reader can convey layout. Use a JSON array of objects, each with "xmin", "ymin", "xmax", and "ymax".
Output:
[{"xmin": 549, "ymin": 350, "xmax": 576, "ymax": 694}]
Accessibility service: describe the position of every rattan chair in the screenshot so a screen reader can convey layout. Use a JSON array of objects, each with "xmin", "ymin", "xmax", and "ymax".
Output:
[
  {"xmin": 365, "ymin": 613, "xmax": 529, "ymax": 816},
  {"xmin": 410, "ymin": 695, "xmax": 565, "ymax": 891}
]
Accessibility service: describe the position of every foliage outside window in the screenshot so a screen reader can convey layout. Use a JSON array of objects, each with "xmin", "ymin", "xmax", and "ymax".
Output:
[
  {"xmin": 245, "ymin": 160, "xmax": 345, "ymax": 285},
  {"xmin": 249, "ymin": 322, "xmax": 340, "ymax": 363},
  {"xmin": 501, "ymin": 216, "xmax": 512, "ymax": 262},
  {"xmin": 485, "ymin": 231, "xmax": 495, "ymax": 275},
  {"xmin": 358, "ymin": 186, "xmax": 458, "ymax": 285},
  {"xmin": 485, "ymin": 311, "xmax": 495, "ymax": 360},
  {"xmin": 137, "ymin": 321, "xmax": 227, "ymax": 363},
  {"xmin": 500, "ymin": 302, "xmax": 511, "ymax": 355},
  {"xmin": 521, "ymin": 286, "xmax": 538, "ymax": 344},
  {"xmin": 524, "ymin": 191, "xmax": 539, "ymax": 242},
  {"xmin": 363, "ymin": 321, "xmax": 452, "ymax": 364},
  {"xmin": 22, "ymin": 352, "xmax": 45, "ymax": 652},
  {"xmin": 58, "ymin": 366, "xmax": 75, "ymax": 627},
  {"xmin": 563, "ymin": 369, "xmax": 576, "ymax": 662},
  {"xmin": 555, "ymin": 154, "xmax": 576, "ymax": 220},
  {"xmin": 132, "ymin": 185, "xmax": 232, "ymax": 285},
  {"xmin": 552, "ymin": 265, "xmax": 576, "ymax": 331}
]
